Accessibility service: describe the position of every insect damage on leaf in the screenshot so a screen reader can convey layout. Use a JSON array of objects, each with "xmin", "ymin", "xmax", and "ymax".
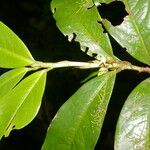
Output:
[
  {"xmin": 97, "ymin": 21, "xmax": 107, "ymax": 33},
  {"xmin": 97, "ymin": 1, "xmax": 128, "ymax": 26},
  {"xmin": 67, "ymin": 32, "xmax": 105, "ymax": 61},
  {"xmin": 67, "ymin": 32, "xmax": 77, "ymax": 42},
  {"xmin": 51, "ymin": 0, "xmax": 116, "ymax": 63}
]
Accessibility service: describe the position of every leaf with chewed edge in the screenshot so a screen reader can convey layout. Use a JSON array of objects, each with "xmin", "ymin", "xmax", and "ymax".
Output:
[
  {"xmin": 102, "ymin": 0, "xmax": 150, "ymax": 65},
  {"xmin": 51, "ymin": 0, "xmax": 116, "ymax": 63}
]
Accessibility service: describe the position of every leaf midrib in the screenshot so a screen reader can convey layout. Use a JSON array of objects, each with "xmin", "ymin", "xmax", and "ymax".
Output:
[
  {"xmin": 60, "ymin": 5, "xmax": 112, "ymax": 59},
  {"xmin": 69, "ymin": 76, "xmax": 110, "ymax": 150},
  {"xmin": 4, "ymin": 71, "xmax": 45, "ymax": 134},
  {"xmin": 0, "ymin": 47, "xmax": 34, "ymax": 64}
]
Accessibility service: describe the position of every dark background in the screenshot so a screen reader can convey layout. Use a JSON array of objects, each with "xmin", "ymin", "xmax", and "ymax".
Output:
[{"xmin": 0, "ymin": 0, "xmax": 149, "ymax": 150}]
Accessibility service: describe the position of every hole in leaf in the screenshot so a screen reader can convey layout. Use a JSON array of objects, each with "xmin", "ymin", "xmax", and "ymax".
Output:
[
  {"xmin": 87, "ymin": 3, "xmax": 95, "ymax": 10},
  {"xmin": 97, "ymin": 1, "xmax": 128, "ymax": 26},
  {"xmin": 52, "ymin": 7, "xmax": 57, "ymax": 14},
  {"xmin": 92, "ymin": 53, "xmax": 98, "ymax": 58}
]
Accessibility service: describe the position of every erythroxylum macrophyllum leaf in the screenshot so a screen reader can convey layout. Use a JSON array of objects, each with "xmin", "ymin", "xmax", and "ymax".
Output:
[
  {"xmin": 42, "ymin": 72, "xmax": 116, "ymax": 150},
  {"xmin": 115, "ymin": 78, "xmax": 150, "ymax": 150},
  {"xmin": 102, "ymin": 0, "xmax": 150, "ymax": 65},
  {"xmin": 0, "ymin": 21, "xmax": 34, "ymax": 68},
  {"xmin": 51, "ymin": 0, "xmax": 116, "ymax": 63},
  {"xmin": 0, "ymin": 70, "xmax": 46, "ymax": 139},
  {"xmin": 0, "ymin": 67, "xmax": 29, "ymax": 98}
]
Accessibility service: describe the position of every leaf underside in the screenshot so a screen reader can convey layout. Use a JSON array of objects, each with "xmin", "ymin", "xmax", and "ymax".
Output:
[
  {"xmin": 0, "ymin": 67, "xmax": 29, "ymax": 98},
  {"xmin": 0, "ymin": 21, "xmax": 34, "ymax": 68},
  {"xmin": 42, "ymin": 72, "xmax": 116, "ymax": 150},
  {"xmin": 115, "ymin": 78, "xmax": 150, "ymax": 150},
  {"xmin": 0, "ymin": 70, "xmax": 46, "ymax": 139}
]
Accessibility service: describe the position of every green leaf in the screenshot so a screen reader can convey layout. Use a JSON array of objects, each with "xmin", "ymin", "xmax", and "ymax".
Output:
[
  {"xmin": 115, "ymin": 78, "xmax": 150, "ymax": 150},
  {"xmin": 0, "ymin": 70, "xmax": 47, "ymax": 139},
  {"xmin": 42, "ymin": 72, "xmax": 116, "ymax": 150},
  {"xmin": 51, "ymin": 0, "xmax": 116, "ymax": 62},
  {"xmin": 0, "ymin": 21, "xmax": 34, "ymax": 68},
  {"xmin": 102, "ymin": 0, "xmax": 150, "ymax": 65},
  {"xmin": 0, "ymin": 67, "xmax": 29, "ymax": 98}
]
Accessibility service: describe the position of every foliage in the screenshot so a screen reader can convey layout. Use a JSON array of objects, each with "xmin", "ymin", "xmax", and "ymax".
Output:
[
  {"xmin": 0, "ymin": 22, "xmax": 34, "ymax": 68},
  {"xmin": 115, "ymin": 78, "xmax": 150, "ymax": 150},
  {"xmin": 0, "ymin": 0, "xmax": 149, "ymax": 150},
  {"xmin": 42, "ymin": 72, "xmax": 115, "ymax": 150}
]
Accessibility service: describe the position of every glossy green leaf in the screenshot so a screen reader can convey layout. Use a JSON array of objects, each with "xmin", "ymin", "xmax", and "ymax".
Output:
[
  {"xmin": 51, "ymin": 0, "xmax": 116, "ymax": 62},
  {"xmin": 0, "ymin": 68, "xmax": 29, "ymax": 98},
  {"xmin": 0, "ymin": 21, "xmax": 34, "ymax": 68},
  {"xmin": 42, "ymin": 72, "xmax": 116, "ymax": 150},
  {"xmin": 102, "ymin": 0, "xmax": 150, "ymax": 65},
  {"xmin": 115, "ymin": 78, "xmax": 150, "ymax": 150},
  {"xmin": 0, "ymin": 70, "xmax": 47, "ymax": 139}
]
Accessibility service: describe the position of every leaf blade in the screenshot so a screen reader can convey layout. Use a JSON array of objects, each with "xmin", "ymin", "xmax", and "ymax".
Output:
[
  {"xmin": 42, "ymin": 72, "xmax": 116, "ymax": 150},
  {"xmin": 115, "ymin": 78, "xmax": 150, "ymax": 150},
  {"xmin": 102, "ymin": 0, "xmax": 150, "ymax": 65},
  {"xmin": 0, "ymin": 67, "xmax": 29, "ymax": 98},
  {"xmin": 51, "ymin": 0, "xmax": 115, "ymax": 62},
  {"xmin": 0, "ymin": 70, "xmax": 47, "ymax": 139},
  {"xmin": 0, "ymin": 21, "xmax": 34, "ymax": 68}
]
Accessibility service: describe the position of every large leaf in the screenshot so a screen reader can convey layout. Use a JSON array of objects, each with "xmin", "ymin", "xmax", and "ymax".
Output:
[
  {"xmin": 102, "ymin": 0, "xmax": 150, "ymax": 65},
  {"xmin": 42, "ymin": 72, "xmax": 116, "ymax": 150},
  {"xmin": 0, "ymin": 70, "xmax": 46, "ymax": 139},
  {"xmin": 0, "ymin": 21, "xmax": 34, "ymax": 68},
  {"xmin": 0, "ymin": 67, "xmax": 29, "ymax": 98},
  {"xmin": 115, "ymin": 78, "xmax": 150, "ymax": 150},
  {"xmin": 51, "ymin": 0, "xmax": 116, "ymax": 62}
]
